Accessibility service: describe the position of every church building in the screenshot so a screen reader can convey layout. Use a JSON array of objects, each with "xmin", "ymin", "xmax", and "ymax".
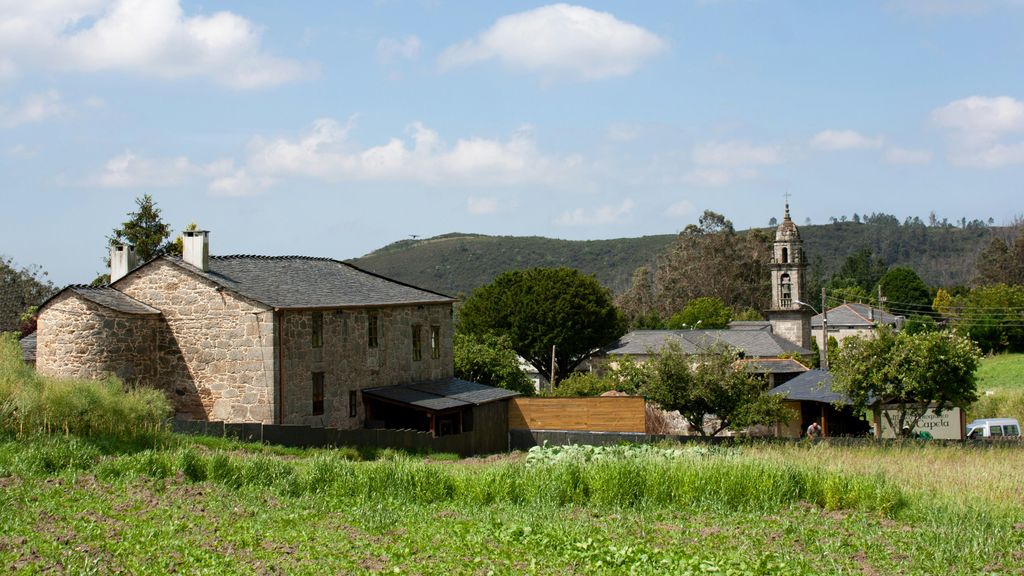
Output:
[{"xmin": 765, "ymin": 202, "xmax": 813, "ymax": 350}]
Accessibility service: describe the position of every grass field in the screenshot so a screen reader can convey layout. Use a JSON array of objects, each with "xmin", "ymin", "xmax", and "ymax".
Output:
[
  {"xmin": 2, "ymin": 436, "xmax": 1023, "ymax": 575},
  {"xmin": 970, "ymin": 353, "xmax": 1024, "ymax": 424}
]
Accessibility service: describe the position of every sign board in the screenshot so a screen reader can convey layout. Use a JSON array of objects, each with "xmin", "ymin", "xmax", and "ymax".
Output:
[{"xmin": 878, "ymin": 406, "xmax": 963, "ymax": 440}]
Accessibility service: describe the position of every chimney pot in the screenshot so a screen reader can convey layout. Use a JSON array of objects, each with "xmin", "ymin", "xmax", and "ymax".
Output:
[
  {"xmin": 109, "ymin": 244, "xmax": 138, "ymax": 283},
  {"xmin": 182, "ymin": 230, "xmax": 210, "ymax": 272}
]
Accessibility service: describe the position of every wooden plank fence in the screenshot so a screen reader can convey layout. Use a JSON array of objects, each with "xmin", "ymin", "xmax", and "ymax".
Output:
[{"xmin": 508, "ymin": 397, "xmax": 646, "ymax": 433}]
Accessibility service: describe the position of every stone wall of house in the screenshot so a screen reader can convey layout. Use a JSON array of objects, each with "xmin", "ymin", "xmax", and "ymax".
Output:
[
  {"xmin": 117, "ymin": 261, "xmax": 276, "ymax": 423},
  {"xmin": 812, "ymin": 327, "xmax": 875, "ymax": 352},
  {"xmin": 768, "ymin": 311, "xmax": 812, "ymax": 351},
  {"xmin": 280, "ymin": 304, "xmax": 454, "ymax": 428},
  {"xmin": 36, "ymin": 293, "xmax": 159, "ymax": 384}
]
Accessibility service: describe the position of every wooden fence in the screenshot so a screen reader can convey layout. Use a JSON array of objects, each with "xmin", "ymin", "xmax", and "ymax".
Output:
[{"xmin": 508, "ymin": 397, "xmax": 647, "ymax": 433}]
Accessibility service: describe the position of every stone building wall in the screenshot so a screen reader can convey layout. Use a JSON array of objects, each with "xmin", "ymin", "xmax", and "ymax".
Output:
[
  {"xmin": 116, "ymin": 261, "xmax": 277, "ymax": 423},
  {"xmin": 768, "ymin": 310, "xmax": 812, "ymax": 351},
  {"xmin": 280, "ymin": 304, "xmax": 454, "ymax": 428},
  {"xmin": 36, "ymin": 293, "xmax": 159, "ymax": 384}
]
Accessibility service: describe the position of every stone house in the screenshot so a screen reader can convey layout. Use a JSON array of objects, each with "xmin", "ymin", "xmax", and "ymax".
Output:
[
  {"xmin": 35, "ymin": 231, "xmax": 460, "ymax": 428},
  {"xmin": 810, "ymin": 302, "xmax": 904, "ymax": 351}
]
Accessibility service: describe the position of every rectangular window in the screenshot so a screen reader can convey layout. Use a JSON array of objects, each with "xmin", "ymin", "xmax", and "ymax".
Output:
[
  {"xmin": 311, "ymin": 312, "xmax": 324, "ymax": 348},
  {"xmin": 312, "ymin": 372, "xmax": 325, "ymax": 415},
  {"xmin": 412, "ymin": 325, "xmax": 423, "ymax": 361},
  {"xmin": 349, "ymin": 390, "xmax": 357, "ymax": 418},
  {"xmin": 367, "ymin": 310, "xmax": 379, "ymax": 349},
  {"xmin": 430, "ymin": 325, "xmax": 441, "ymax": 359}
]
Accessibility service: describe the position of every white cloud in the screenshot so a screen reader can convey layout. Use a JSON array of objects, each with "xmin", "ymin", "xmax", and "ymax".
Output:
[
  {"xmin": 691, "ymin": 140, "xmax": 783, "ymax": 167},
  {"xmin": 683, "ymin": 140, "xmax": 782, "ymax": 187},
  {"xmin": 810, "ymin": 129, "xmax": 883, "ymax": 151},
  {"xmin": 377, "ymin": 35, "xmax": 421, "ymax": 64},
  {"xmin": 0, "ymin": 91, "xmax": 68, "ymax": 128},
  {"xmin": 884, "ymin": 147, "xmax": 932, "ymax": 165},
  {"xmin": 606, "ymin": 122, "xmax": 641, "ymax": 142},
  {"xmin": 208, "ymin": 168, "xmax": 273, "ymax": 197},
  {"xmin": 243, "ymin": 118, "xmax": 578, "ymax": 186},
  {"xmin": 667, "ymin": 199, "xmax": 695, "ymax": 217},
  {"xmin": 932, "ymin": 96, "xmax": 1024, "ymax": 168},
  {"xmin": 0, "ymin": 0, "xmax": 313, "ymax": 89},
  {"xmin": 438, "ymin": 4, "xmax": 667, "ymax": 81},
  {"xmin": 89, "ymin": 150, "xmax": 232, "ymax": 188},
  {"xmin": 467, "ymin": 196, "xmax": 499, "ymax": 214},
  {"xmin": 554, "ymin": 198, "xmax": 634, "ymax": 226}
]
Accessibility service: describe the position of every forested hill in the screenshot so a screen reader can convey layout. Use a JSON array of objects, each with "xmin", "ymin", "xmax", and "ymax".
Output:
[{"xmin": 349, "ymin": 220, "xmax": 1001, "ymax": 297}]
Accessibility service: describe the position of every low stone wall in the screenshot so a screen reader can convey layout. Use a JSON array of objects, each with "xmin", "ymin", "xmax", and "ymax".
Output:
[{"xmin": 172, "ymin": 419, "xmax": 507, "ymax": 457}]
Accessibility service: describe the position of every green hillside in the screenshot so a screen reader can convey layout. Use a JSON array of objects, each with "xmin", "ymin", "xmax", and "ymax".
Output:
[
  {"xmin": 350, "ymin": 219, "xmax": 1000, "ymax": 297},
  {"xmin": 351, "ymin": 233, "xmax": 675, "ymax": 296}
]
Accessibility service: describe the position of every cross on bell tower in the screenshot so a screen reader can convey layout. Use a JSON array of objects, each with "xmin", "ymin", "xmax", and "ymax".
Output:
[{"xmin": 766, "ymin": 199, "xmax": 812, "ymax": 349}]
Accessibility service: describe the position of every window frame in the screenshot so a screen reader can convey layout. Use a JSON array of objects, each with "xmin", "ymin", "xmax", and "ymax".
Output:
[
  {"xmin": 311, "ymin": 311, "xmax": 324, "ymax": 348},
  {"xmin": 430, "ymin": 325, "xmax": 441, "ymax": 359},
  {"xmin": 412, "ymin": 324, "xmax": 423, "ymax": 361},
  {"xmin": 311, "ymin": 372, "xmax": 325, "ymax": 415},
  {"xmin": 367, "ymin": 310, "xmax": 379, "ymax": 349}
]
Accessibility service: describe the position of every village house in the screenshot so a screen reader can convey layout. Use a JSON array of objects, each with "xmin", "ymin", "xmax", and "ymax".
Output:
[
  {"xmin": 810, "ymin": 302, "xmax": 904, "ymax": 350},
  {"xmin": 34, "ymin": 231, "xmax": 516, "ymax": 431}
]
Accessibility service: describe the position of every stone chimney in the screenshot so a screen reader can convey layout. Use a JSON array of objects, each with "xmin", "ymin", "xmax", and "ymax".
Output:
[
  {"xmin": 110, "ymin": 244, "xmax": 138, "ymax": 283},
  {"xmin": 182, "ymin": 230, "xmax": 210, "ymax": 272}
]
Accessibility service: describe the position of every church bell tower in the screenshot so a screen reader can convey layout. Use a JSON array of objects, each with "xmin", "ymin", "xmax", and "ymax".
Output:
[{"xmin": 766, "ymin": 202, "xmax": 812, "ymax": 349}]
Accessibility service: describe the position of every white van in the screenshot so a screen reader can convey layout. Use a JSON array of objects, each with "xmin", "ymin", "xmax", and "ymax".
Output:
[{"xmin": 965, "ymin": 418, "xmax": 1021, "ymax": 439}]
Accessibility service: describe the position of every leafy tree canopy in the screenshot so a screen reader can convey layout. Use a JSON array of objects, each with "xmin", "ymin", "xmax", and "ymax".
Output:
[
  {"xmin": 974, "ymin": 227, "xmax": 1024, "ymax": 286},
  {"xmin": 938, "ymin": 284, "xmax": 1024, "ymax": 353},
  {"xmin": 453, "ymin": 332, "xmax": 534, "ymax": 396},
  {"xmin": 828, "ymin": 248, "xmax": 887, "ymax": 293},
  {"xmin": 0, "ymin": 256, "xmax": 56, "ymax": 334},
  {"xmin": 457, "ymin": 267, "xmax": 625, "ymax": 385},
  {"xmin": 832, "ymin": 328, "xmax": 981, "ymax": 436},
  {"xmin": 654, "ymin": 210, "xmax": 771, "ymax": 317},
  {"xmin": 642, "ymin": 342, "xmax": 792, "ymax": 436},
  {"xmin": 665, "ymin": 296, "xmax": 732, "ymax": 329},
  {"xmin": 877, "ymin": 266, "xmax": 932, "ymax": 315}
]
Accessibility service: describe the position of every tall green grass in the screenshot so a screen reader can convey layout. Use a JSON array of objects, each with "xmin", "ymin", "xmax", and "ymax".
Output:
[
  {"xmin": 0, "ymin": 434, "xmax": 905, "ymax": 517},
  {"xmin": 0, "ymin": 334, "xmax": 171, "ymax": 445}
]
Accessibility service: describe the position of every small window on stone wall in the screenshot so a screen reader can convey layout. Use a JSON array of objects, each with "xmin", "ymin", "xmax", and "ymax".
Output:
[
  {"xmin": 312, "ymin": 312, "xmax": 324, "ymax": 348},
  {"xmin": 312, "ymin": 372, "xmax": 325, "ymax": 415},
  {"xmin": 349, "ymin": 390, "xmax": 357, "ymax": 418},
  {"xmin": 412, "ymin": 325, "xmax": 423, "ymax": 361},
  {"xmin": 367, "ymin": 310, "xmax": 379, "ymax": 349},
  {"xmin": 430, "ymin": 325, "xmax": 441, "ymax": 359}
]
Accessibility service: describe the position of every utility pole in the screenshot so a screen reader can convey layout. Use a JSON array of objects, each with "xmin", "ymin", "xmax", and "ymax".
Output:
[
  {"xmin": 549, "ymin": 345, "xmax": 557, "ymax": 391},
  {"xmin": 821, "ymin": 287, "xmax": 829, "ymax": 371}
]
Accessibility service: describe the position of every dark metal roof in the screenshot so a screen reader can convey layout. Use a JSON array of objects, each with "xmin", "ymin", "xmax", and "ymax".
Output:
[
  {"xmin": 811, "ymin": 302, "xmax": 902, "ymax": 329},
  {"xmin": 362, "ymin": 378, "xmax": 520, "ymax": 412},
  {"xmin": 768, "ymin": 370, "xmax": 852, "ymax": 404},
  {"xmin": 20, "ymin": 332, "xmax": 36, "ymax": 363},
  {"xmin": 738, "ymin": 358, "xmax": 810, "ymax": 374},
  {"xmin": 38, "ymin": 285, "xmax": 162, "ymax": 316},
  {"xmin": 160, "ymin": 255, "xmax": 454, "ymax": 309},
  {"xmin": 602, "ymin": 329, "xmax": 811, "ymax": 358}
]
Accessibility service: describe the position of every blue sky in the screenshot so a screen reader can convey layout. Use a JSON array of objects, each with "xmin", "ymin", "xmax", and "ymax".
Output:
[{"xmin": 2, "ymin": 0, "xmax": 1023, "ymax": 285}]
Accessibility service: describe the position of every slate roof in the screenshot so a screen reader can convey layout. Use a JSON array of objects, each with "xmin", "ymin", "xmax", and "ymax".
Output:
[
  {"xmin": 362, "ymin": 378, "xmax": 520, "ymax": 412},
  {"xmin": 159, "ymin": 255, "xmax": 453, "ymax": 309},
  {"xmin": 20, "ymin": 332, "xmax": 36, "ymax": 363},
  {"xmin": 811, "ymin": 302, "xmax": 902, "ymax": 329},
  {"xmin": 40, "ymin": 285, "xmax": 162, "ymax": 316},
  {"xmin": 728, "ymin": 321, "xmax": 773, "ymax": 331},
  {"xmin": 737, "ymin": 358, "xmax": 810, "ymax": 374},
  {"xmin": 601, "ymin": 329, "xmax": 811, "ymax": 358},
  {"xmin": 768, "ymin": 370, "xmax": 852, "ymax": 405}
]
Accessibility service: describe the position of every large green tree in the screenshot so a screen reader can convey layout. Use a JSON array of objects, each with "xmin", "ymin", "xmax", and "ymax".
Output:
[
  {"xmin": 974, "ymin": 227, "xmax": 1024, "ymax": 286},
  {"xmin": 453, "ymin": 333, "xmax": 534, "ymax": 396},
  {"xmin": 828, "ymin": 248, "xmax": 887, "ymax": 293},
  {"xmin": 939, "ymin": 284, "xmax": 1024, "ymax": 353},
  {"xmin": 665, "ymin": 296, "xmax": 732, "ymax": 329},
  {"xmin": 877, "ymin": 266, "xmax": 932, "ymax": 315},
  {"xmin": 457, "ymin": 267, "xmax": 625, "ymax": 385},
  {"xmin": 642, "ymin": 342, "xmax": 791, "ymax": 436},
  {"xmin": 0, "ymin": 256, "xmax": 56, "ymax": 334},
  {"xmin": 654, "ymin": 211, "xmax": 771, "ymax": 317},
  {"xmin": 832, "ymin": 328, "xmax": 981, "ymax": 436},
  {"xmin": 107, "ymin": 194, "xmax": 174, "ymax": 262}
]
